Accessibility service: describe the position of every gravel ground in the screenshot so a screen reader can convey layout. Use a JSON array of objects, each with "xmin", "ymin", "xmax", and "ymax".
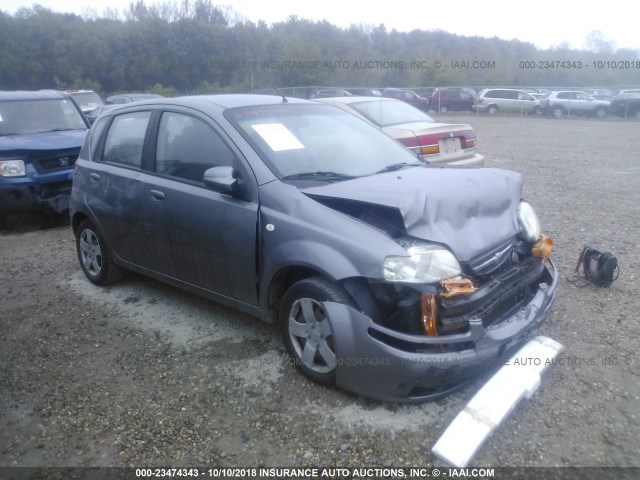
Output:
[{"xmin": 1, "ymin": 113, "xmax": 639, "ymax": 473}]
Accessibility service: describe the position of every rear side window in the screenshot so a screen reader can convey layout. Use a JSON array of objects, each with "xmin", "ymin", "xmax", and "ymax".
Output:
[
  {"xmin": 103, "ymin": 111, "xmax": 151, "ymax": 168},
  {"xmin": 89, "ymin": 116, "xmax": 109, "ymax": 159}
]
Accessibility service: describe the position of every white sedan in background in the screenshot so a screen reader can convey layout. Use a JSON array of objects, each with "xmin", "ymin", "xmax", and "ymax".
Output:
[{"xmin": 316, "ymin": 96, "xmax": 484, "ymax": 166}]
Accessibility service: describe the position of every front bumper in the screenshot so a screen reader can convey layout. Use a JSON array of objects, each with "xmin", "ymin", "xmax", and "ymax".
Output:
[
  {"xmin": 328, "ymin": 259, "xmax": 558, "ymax": 403},
  {"xmin": 0, "ymin": 174, "xmax": 72, "ymax": 215}
]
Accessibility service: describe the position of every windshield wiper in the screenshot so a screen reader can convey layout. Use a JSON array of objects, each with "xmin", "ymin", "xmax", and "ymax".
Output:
[
  {"xmin": 282, "ymin": 171, "xmax": 357, "ymax": 182},
  {"xmin": 374, "ymin": 162, "xmax": 422, "ymax": 174}
]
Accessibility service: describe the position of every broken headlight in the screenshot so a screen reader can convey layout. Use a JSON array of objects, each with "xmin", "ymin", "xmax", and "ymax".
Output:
[
  {"xmin": 518, "ymin": 201, "xmax": 541, "ymax": 242},
  {"xmin": 383, "ymin": 244, "xmax": 461, "ymax": 284}
]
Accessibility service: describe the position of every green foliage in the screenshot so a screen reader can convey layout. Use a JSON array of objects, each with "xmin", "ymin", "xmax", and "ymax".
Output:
[
  {"xmin": 148, "ymin": 83, "xmax": 177, "ymax": 96},
  {"xmin": 0, "ymin": 2, "xmax": 638, "ymax": 95}
]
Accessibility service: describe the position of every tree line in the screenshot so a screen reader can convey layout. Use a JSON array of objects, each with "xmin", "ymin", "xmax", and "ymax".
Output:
[{"xmin": 1, "ymin": 1, "xmax": 638, "ymax": 97}]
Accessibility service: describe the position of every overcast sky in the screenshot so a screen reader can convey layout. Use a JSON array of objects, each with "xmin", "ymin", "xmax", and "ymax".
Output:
[{"xmin": 2, "ymin": 0, "xmax": 639, "ymax": 52}]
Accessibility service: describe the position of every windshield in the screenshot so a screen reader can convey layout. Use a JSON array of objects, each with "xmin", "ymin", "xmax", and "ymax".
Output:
[
  {"xmin": 0, "ymin": 98, "xmax": 87, "ymax": 135},
  {"xmin": 349, "ymin": 100, "xmax": 436, "ymax": 127},
  {"xmin": 227, "ymin": 103, "xmax": 421, "ymax": 180}
]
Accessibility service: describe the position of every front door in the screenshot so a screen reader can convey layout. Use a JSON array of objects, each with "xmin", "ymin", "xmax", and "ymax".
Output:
[{"xmin": 141, "ymin": 110, "xmax": 259, "ymax": 304}]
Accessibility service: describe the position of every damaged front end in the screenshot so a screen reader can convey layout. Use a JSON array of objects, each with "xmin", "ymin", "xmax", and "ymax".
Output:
[
  {"xmin": 334, "ymin": 233, "xmax": 557, "ymax": 403},
  {"xmin": 298, "ymin": 167, "xmax": 558, "ymax": 402}
]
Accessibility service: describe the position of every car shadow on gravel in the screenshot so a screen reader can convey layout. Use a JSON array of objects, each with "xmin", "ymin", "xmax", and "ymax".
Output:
[{"xmin": 0, "ymin": 211, "xmax": 70, "ymax": 234}]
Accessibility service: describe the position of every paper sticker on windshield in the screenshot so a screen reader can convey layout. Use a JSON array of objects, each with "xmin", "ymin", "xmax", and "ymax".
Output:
[{"xmin": 252, "ymin": 123, "xmax": 305, "ymax": 152}]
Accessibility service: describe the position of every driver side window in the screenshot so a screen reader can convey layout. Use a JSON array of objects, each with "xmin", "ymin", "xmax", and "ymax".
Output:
[{"xmin": 155, "ymin": 112, "xmax": 235, "ymax": 183}]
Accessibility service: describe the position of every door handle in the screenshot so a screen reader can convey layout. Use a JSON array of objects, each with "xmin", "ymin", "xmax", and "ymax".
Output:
[
  {"xmin": 89, "ymin": 173, "xmax": 101, "ymax": 182},
  {"xmin": 150, "ymin": 189, "xmax": 165, "ymax": 201}
]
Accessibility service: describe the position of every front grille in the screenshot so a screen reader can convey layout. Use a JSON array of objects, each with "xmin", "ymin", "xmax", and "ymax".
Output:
[
  {"xmin": 440, "ymin": 257, "xmax": 548, "ymax": 329},
  {"xmin": 467, "ymin": 238, "xmax": 516, "ymax": 276},
  {"xmin": 31, "ymin": 149, "xmax": 79, "ymax": 173}
]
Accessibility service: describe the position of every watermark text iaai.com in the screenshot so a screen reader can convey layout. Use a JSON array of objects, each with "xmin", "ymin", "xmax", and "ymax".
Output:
[{"xmin": 207, "ymin": 59, "xmax": 497, "ymax": 70}]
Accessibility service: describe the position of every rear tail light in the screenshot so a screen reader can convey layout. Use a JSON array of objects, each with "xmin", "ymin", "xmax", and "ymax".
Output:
[{"xmin": 399, "ymin": 130, "xmax": 477, "ymax": 157}]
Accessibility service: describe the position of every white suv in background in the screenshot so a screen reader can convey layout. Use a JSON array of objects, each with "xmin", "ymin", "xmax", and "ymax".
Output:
[
  {"xmin": 474, "ymin": 88, "xmax": 540, "ymax": 115},
  {"xmin": 539, "ymin": 91, "xmax": 610, "ymax": 118}
]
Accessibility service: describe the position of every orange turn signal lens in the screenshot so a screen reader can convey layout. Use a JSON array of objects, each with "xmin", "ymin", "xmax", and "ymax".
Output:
[
  {"xmin": 532, "ymin": 234, "xmax": 553, "ymax": 259},
  {"xmin": 421, "ymin": 293, "xmax": 438, "ymax": 336}
]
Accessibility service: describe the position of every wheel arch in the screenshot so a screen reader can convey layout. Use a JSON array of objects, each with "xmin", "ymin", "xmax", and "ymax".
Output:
[
  {"xmin": 71, "ymin": 211, "xmax": 91, "ymax": 236},
  {"xmin": 265, "ymin": 265, "xmax": 351, "ymax": 324}
]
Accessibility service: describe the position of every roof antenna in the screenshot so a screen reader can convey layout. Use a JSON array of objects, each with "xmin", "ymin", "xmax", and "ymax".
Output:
[{"xmin": 273, "ymin": 86, "xmax": 288, "ymax": 103}]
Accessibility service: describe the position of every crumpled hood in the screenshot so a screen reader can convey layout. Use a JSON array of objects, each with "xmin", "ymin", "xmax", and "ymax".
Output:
[
  {"xmin": 303, "ymin": 166, "xmax": 523, "ymax": 262},
  {"xmin": 0, "ymin": 129, "xmax": 88, "ymax": 153}
]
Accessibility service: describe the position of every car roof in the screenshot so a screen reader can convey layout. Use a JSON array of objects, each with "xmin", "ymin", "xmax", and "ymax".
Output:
[
  {"xmin": 118, "ymin": 94, "xmax": 316, "ymax": 110},
  {"xmin": 0, "ymin": 90, "xmax": 69, "ymax": 101},
  {"xmin": 481, "ymin": 88, "xmax": 526, "ymax": 92}
]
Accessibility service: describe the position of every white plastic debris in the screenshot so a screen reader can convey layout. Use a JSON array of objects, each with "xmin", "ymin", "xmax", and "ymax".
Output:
[{"xmin": 431, "ymin": 335, "xmax": 564, "ymax": 467}]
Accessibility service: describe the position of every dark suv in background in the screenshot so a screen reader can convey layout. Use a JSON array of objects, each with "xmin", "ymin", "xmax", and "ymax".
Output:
[
  {"xmin": 431, "ymin": 88, "xmax": 476, "ymax": 113},
  {"xmin": 0, "ymin": 90, "xmax": 89, "ymax": 225}
]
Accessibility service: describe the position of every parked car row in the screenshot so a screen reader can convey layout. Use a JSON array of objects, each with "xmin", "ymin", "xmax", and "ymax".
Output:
[{"xmin": 311, "ymin": 86, "xmax": 640, "ymax": 119}]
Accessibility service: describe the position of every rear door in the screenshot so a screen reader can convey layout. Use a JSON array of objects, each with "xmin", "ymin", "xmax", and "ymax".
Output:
[
  {"xmin": 82, "ymin": 110, "xmax": 152, "ymax": 265},
  {"xmin": 573, "ymin": 92, "xmax": 592, "ymax": 113},
  {"xmin": 141, "ymin": 108, "xmax": 259, "ymax": 304}
]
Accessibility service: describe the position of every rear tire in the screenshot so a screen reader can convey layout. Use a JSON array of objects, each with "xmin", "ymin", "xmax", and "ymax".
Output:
[
  {"xmin": 280, "ymin": 276, "xmax": 354, "ymax": 386},
  {"xmin": 439, "ymin": 105, "xmax": 448, "ymax": 113},
  {"xmin": 76, "ymin": 219, "xmax": 124, "ymax": 286}
]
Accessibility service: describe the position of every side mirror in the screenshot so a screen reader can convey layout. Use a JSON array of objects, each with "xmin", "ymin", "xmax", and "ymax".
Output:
[{"xmin": 203, "ymin": 166, "xmax": 239, "ymax": 195}]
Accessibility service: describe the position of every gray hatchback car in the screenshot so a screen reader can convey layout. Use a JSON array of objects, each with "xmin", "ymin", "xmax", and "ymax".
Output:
[{"xmin": 70, "ymin": 94, "xmax": 558, "ymax": 403}]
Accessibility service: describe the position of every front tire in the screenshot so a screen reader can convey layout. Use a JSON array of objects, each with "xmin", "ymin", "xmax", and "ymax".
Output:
[
  {"xmin": 280, "ymin": 277, "xmax": 354, "ymax": 386},
  {"xmin": 439, "ymin": 105, "xmax": 449, "ymax": 114},
  {"xmin": 552, "ymin": 106, "xmax": 564, "ymax": 118},
  {"xmin": 594, "ymin": 107, "xmax": 607, "ymax": 119},
  {"xmin": 76, "ymin": 219, "xmax": 124, "ymax": 286},
  {"xmin": 487, "ymin": 105, "xmax": 498, "ymax": 115}
]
